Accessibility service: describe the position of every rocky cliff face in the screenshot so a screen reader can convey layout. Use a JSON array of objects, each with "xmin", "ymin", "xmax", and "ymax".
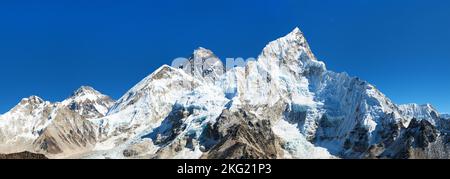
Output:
[
  {"xmin": 33, "ymin": 107, "xmax": 98, "ymax": 156},
  {"xmin": 202, "ymin": 109, "xmax": 284, "ymax": 159}
]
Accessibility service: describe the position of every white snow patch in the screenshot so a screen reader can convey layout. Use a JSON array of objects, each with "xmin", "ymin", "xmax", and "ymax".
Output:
[{"xmin": 272, "ymin": 119, "xmax": 335, "ymax": 159}]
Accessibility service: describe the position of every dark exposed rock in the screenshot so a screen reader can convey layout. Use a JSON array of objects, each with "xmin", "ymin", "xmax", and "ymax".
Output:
[
  {"xmin": 314, "ymin": 115, "xmax": 342, "ymax": 141},
  {"xmin": 0, "ymin": 151, "xmax": 48, "ymax": 159},
  {"xmin": 344, "ymin": 122, "xmax": 370, "ymax": 156},
  {"xmin": 378, "ymin": 119, "xmax": 449, "ymax": 159},
  {"xmin": 123, "ymin": 149, "xmax": 139, "ymax": 157},
  {"xmin": 202, "ymin": 109, "xmax": 283, "ymax": 159},
  {"xmin": 406, "ymin": 119, "xmax": 438, "ymax": 149}
]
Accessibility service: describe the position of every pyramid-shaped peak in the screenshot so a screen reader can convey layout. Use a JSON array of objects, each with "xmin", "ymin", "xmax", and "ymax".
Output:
[
  {"xmin": 284, "ymin": 27, "xmax": 305, "ymax": 39},
  {"xmin": 71, "ymin": 86, "xmax": 104, "ymax": 98},
  {"xmin": 149, "ymin": 65, "xmax": 182, "ymax": 80},
  {"xmin": 192, "ymin": 47, "xmax": 217, "ymax": 59},
  {"xmin": 194, "ymin": 47, "xmax": 213, "ymax": 53},
  {"xmin": 194, "ymin": 47, "xmax": 210, "ymax": 52},
  {"xmin": 21, "ymin": 95, "xmax": 45, "ymax": 104},
  {"xmin": 154, "ymin": 64, "xmax": 175, "ymax": 74},
  {"xmin": 259, "ymin": 26, "xmax": 319, "ymax": 62},
  {"xmin": 290, "ymin": 27, "xmax": 302, "ymax": 35},
  {"xmin": 77, "ymin": 86, "xmax": 96, "ymax": 92}
]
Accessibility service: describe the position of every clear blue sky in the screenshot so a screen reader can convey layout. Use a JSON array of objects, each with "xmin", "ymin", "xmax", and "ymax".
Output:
[{"xmin": 0, "ymin": 0, "xmax": 449, "ymax": 114}]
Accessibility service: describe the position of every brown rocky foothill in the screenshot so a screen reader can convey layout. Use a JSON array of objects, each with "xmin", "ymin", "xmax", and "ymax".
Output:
[{"xmin": 0, "ymin": 151, "xmax": 48, "ymax": 159}]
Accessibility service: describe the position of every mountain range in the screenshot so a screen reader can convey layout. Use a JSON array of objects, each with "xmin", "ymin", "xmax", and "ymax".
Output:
[{"xmin": 0, "ymin": 27, "xmax": 448, "ymax": 159}]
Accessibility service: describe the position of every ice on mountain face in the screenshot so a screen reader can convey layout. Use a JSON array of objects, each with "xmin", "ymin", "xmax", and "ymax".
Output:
[
  {"xmin": 0, "ymin": 96, "xmax": 56, "ymax": 153},
  {"xmin": 442, "ymin": 114, "xmax": 450, "ymax": 119},
  {"xmin": 87, "ymin": 66, "xmax": 231, "ymax": 158},
  {"xmin": 220, "ymin": 28, "xmax": 325, "ymax": 110},
  {"xmin": 176, "ymin": 47, "xmax": 225, "ymax": 84},
  {"xmin": 90, "ymin": 65, "xmax": 209, "ymax": 152},
  {"xmin": 230, "ymin": 27, "xmax": 444, "ymax": 158},
  {"xmin": 258, "ymin": 27, "xmax": 326, "ymax": 79},
  {"xmin": 272, "ymin": 119, "xmax": 335, "ymax": 159},
  {"xmin": 146, "ymin": 86, "xmax": 229, "ymax": 159},
  {"xmin": 0, "ymin": 87, "xmax": 115, "ymax": 156},
  {"xmin": 219, "ymin": 28, "xmax": 328, "ymax": 142},
  {"xmin": 61, "ymin": 86, "xmax": 115, "ymax": 119},
  {"xmin": 309, "ymin": 70, "xmax": 404, "ymax": 150},
  {"xmin": 216, "ymin": 67, "xmax": 246, "ymax": 100},
  {"xmin": 108, "ymin": 65, "xmax": 198, "ymax": 114},
  {"xmin": 398, "ymin": 103, "xmax": 440, "ymax": 126}
]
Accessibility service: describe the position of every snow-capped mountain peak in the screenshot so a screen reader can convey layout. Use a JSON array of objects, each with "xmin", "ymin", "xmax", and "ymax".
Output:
[
  {"xmin": 0, "ymin": 95, "xmax": 56, "ymax": 153},
  {"xmin": 285, "ymin": 27, "xmax": 307, "ymax": 45},
  {"xmin": 10, "ymin": 96, "xmax": 50, "ymax": 112},
  {"xmin": 62, "ymin": 86, "xmax": 114, "ymax": 118},
  {"xmin": 0, "ymin": 86, "xmax": 115, "ymax": 155},
  {"xmin": 177, "ymin": 47, "xmax": 225, "ymax": 84},
  {"xmin": 193, "ymin": 47, "xmax": 216, "ymax": 60},
  {"xmin": 22, "ymin": 95, "xmax": 45, "ymax": 104},
  {"xmin": 398, "ymin": 103, "xmax": 440, "ymax": 125},
  {"xmin": 108, "ymin": 64, "xmax": 199, "ymax": 115},
  {"xmin": 258, "ymin": 27, "xmax": 326, "ymax": 79},
  {"xmin": 4, "ymin": 96, "xmax": 53, "ymax": 118},
  {"xmin": 71, "ymin": 86, "xmax": 102, "ymax": 97},
  {"xmin": 272, "ymin": 27, "xmax": 318, "ymax": 61}
]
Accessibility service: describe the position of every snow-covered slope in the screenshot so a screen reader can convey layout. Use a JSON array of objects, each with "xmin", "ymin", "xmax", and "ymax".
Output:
[
  {"xmin": 0, "ymin": 86, "xmax": 114, "ymax": 156},
  {"xmin": 80, "ymin": 27, "xmax": 448, "ymax": 159},
  {"xmin": 87, "ymin": 64, "xmax": 229, "ymax": 158},
  {"xmin": 0, "ymin": 96, "xmax": 56, "ymax": 153},
  {"xmin": 62, "ymin": 86, "xmax": 115, "ymax": 119},
  {"xmin": 179, "ymin": 47, "xmax": 225, "ymax": 84},
  {"xmin": 398, "ymin": 103, "xmax": 440, "ymax": 125},
  {"xmin": 442, "ymin": 114, "xmax": 450, "ymax": 119}
]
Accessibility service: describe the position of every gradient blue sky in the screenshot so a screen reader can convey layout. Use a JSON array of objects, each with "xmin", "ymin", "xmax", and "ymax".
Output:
[{"xmin": 0, "ymin": 0, "xmax": 449, "ymax": 113}]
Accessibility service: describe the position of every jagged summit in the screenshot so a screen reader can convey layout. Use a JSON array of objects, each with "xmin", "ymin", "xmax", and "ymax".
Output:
[
  {"xmin": 73, "ymin": 85, "xmax": 96, "ymax": 93},
  {"xmin": 71, "ymin": 86, "xmax": 104, "ymax": 98},
  {"xmin": 286, "ymin": 27, "xmax": 316, "ymax": 59},
  {"xmin": 176, "ymin": 47, "xmax": 225, "ymax": 83},
  {"xmin": 21, "ymin": 95, "xmax": 45, "ymax": 105},
  {"xmin": 192, "ymin": 47, "xmax": 216, "ymax": 59},
  {"xmin": 63, "ymin": 86, "xmax": 115, "ymax": 118},
  {"xmin": 125, "ymin": 64, "xmax": 185, "ymax": 93},
  {"xmin": 152, "ymin": 65, "xmax": 177, "ymax": 78},
  {"xmin": 107, "ymin": 64, "xmax": 200, "ymax": 115},
  {"xmin": 258, "ymin": 27, "xmax": 324, "ymax": 75},
  {"xmin": 292, "ymin": 27, "xmax": 301, "ymax": 33},
  {"xmin": 399, "ymin": 103, "xmax": 439, "ymax": 115},
  {"xmin": 281, "ymin": 27, "xmax": 311, "ymax": 49},
  {"xmin": 0, "ymin": 85, "xmax": 116, "ymax": 155},
  {"xmin": 286, "ymin": 27, "xmax": 303, "ymax": 39},
  {"xmin": 398, "ymin": 103, "xmax": 440, "ymax": 125}
]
